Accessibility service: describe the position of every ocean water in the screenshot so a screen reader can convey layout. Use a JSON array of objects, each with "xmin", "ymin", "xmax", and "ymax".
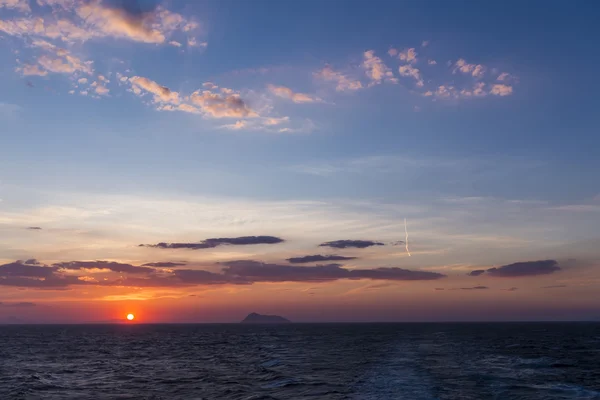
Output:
[{"xmin": 0, "ymin": 323, "xmax": 599, "ymax": 399}]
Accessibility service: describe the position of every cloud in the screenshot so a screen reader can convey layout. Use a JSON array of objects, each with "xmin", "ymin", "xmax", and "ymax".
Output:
[
  {"xmin": 460, "ymin": 286, "xmax": 489, "ymax": 290},
  {"xmin": 475, "ymin": 260, "xmax": 561, "ymax": 278},
  {"xmin": 141, "ymin": 262, "xmax": 187, "ymax": 268},
  {"xmin": 221, "ymin": 260, "xmax": 445, "ymax": 282},
  {"xmin": 17, "ymin": 64, "xmax": 48, "ymax": 76},
  {"xmin": 490, "ymin": 84, "xmax": 513, "ymax": 96},
  {"xmin": 398, "ymin": 65, "xmax": 423, "ymax": 86},
  {"xmin": 33, "ymin": 46, "xmax": 93, "ymax": 75},
  {"xmin": 453, "ymin": 59, "xmax": 485, "ymax": 78},
  {"xmin": 428, "ymin": 60, "xmax": 437, "ymax": 65},
  {"xmin": 189, "ymin": 90, "xmax": 258, "ymax": 118},
  {"xmin": 0, "ymin": 1, "xmax": 202, "ymax": 63},
  {"xmin": 468, "ymin": 269, "xmax": 485, "ymax": 276},
  {"xmin": 286, "ymin": 254, "xmax": 358, "ymax": 263},
  {"xmin": 26, "ymin": 226, "xmax": 42, "ymax": 230},
  {"xmin": 398, "ymin": 48, "xmax": 417, "ymax": 63},
  {"xmin": 94, "ymin": 84, "xmax": 109, "ymax": 96},
  {"xmin": 173, "ymin": 269, "xmax": 248, "ymax": 285},
  {"xmin": 73, "ymin": 1, "xmax": 196, "ymax": 44},
  {"xmin": 129, "ymin": 76, "xmax": 179, "ymax": 104},
  {"xmin": 363, "ymin": 50, "xmax": 396, "ymax": 85},
  {"xmin": 460, "ymin": 82, "xmax": 487, "ymax": 97},
  {"xmin": 0, "ymin": 257, "xmax": 445, "ymax": 289},
  {"xmin": 0, "ymin": 302, "xmax": 36, "ymax": 307},
  {"xmin": 314, "ymin": 65, "xmax": 363, "ymax": 92},
  {"xmin": 497, "ymin": 72, "xmax": 510, "ymax": 81},
  {"xmin": 421, "ymin": 41, "xmax": 429, "ymax": 47},
  {"xmin": 54, "ymin": 261, "xmax": 155, "ymax": 274},
  {"xmin": 0, "ymin": 0, "xmax": 30, "ymax": 12},
  {"xmin": 541, "ymin": 284, "xmax": 567, "ymax": 289},
  {"xmin": 267, "ymin": 84, "xmax": 320, "ymax": 103},
  {"xmin": 502, "ymin": 287, "xmax": 519, "ymax": 291},
  {"xmin": 319, "ymin": 240, "xmax": 384, "ymax": 249},
  {"xmin": 0, "ymin": 260, "xmax": 56, "ymax": 278},
  {"xmin": 141, "ymin": 235, "xmax": 285, "ymax": 250}
]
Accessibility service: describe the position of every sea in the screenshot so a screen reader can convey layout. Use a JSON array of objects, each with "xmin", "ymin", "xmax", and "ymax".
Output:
[{"xmin": 0, "ymin": 323, "xmax": 599, "ymax": 399}]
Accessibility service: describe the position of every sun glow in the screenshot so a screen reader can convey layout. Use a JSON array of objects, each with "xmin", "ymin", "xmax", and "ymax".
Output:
[{"xmin": 126, "ymin": 313, "xmax": 135, "ymax": 321}]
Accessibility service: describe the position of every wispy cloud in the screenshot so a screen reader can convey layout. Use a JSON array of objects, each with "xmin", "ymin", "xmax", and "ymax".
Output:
[
  {"xmin": 0, "ymin": 0, "xmax": 30, "ymax": 12},
  {"xmin": 267, "ymin": 84, "xmax": 321, "ymax": 103},
  {"xmin": 469, "ymin": 260, "xmax": 561, "ymax": 278},
  {"xmin": 286, "ymin": 254, "xmax": 358, "ymax": 263},
  {"xmin": 319, "ymin": 240, "xmax": 385, "ymax": 249},
  {"xmin": 314, "ymin": 65, "xmax": 363, "ymax": 92},
  {"xmin": 141, "ymin": 236, "xmax": 285, "ymax": 250}
]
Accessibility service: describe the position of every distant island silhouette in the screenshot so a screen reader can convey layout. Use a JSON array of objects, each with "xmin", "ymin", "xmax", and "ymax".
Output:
[{"xmin": 241, "ymin": 312, "xmax": 291, "ymax": 324}]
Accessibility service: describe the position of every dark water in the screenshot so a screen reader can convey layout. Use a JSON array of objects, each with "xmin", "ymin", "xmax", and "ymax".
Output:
[{"xmin": 1, "ymin": 323, "xmax": 599, "ymax": 399}]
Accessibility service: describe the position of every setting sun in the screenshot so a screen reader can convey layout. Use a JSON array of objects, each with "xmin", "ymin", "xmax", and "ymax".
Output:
[{"xmin": 126, "ymin": 313, "xmax": 135, "ymax": 321}]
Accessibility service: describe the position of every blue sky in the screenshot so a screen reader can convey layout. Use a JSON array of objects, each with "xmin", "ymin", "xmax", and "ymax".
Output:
[{"xmin": 0, "ymin": 0, "xmax": 599, "ymax": 322}]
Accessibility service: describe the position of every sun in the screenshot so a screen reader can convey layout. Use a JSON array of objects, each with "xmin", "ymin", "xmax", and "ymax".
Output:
[{"xmin": 126, "ymin": 313, "xmax": 135, "ymax": 321}]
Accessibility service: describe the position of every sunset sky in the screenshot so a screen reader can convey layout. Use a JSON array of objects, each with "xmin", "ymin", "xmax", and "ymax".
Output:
[{"xmin": 1, "ymin": 0, "xmax": 599, "ymax": 323}]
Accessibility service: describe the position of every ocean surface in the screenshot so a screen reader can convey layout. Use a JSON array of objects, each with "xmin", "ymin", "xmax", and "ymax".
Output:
[{"xmin": 1, "ymin": 323, "xmax": 599, "ymax": 399}]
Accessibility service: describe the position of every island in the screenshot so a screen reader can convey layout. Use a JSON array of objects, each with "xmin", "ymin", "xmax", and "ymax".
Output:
[{"xmin": 241, "ymin": 312, "xmax": 291, "ymax": 324}]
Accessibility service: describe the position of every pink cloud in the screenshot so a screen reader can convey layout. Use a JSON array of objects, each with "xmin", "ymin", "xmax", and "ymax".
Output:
[
  {"xmin": 398, "ymin": 48, "xmax": 417, "ymax": 63},
  {"xmin": 129, "ymin": 76, "xmax": 180, "ymax": 104},
  {"xmin": 454, "ymin": 58, "xmax": 486, "ymax": 78},
  {"xmin": 490, "ymin": 84, "xmax": 513, "ymax": 96},
  {"xmin": 267, "ymin": 85, "xmax": 320, "ymax": 104},
  {"xmin": 314, "ymin": 65, "xmax": 363, "ymax": 92},
  {"xmin": 363, "ymin": 50, "xmax": 396, "ymax": 85}
]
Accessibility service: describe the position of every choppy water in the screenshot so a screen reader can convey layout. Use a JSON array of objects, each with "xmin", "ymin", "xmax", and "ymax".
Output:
[{"xmin": 0, "ymin": 323, "xmax": 599, "ymax": 399}]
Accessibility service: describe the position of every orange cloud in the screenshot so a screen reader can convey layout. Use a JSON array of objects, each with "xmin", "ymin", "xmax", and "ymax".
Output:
[
  {"xmin": 37, "ymin": 53, "xmax": 92, "ymax": 75},
  {"xmin": 314, "ymin": 65, "xmax": 363, "ymax": 92},
  {"xmin": 490, "ymin": 84, "xmax": 513, "ymax": 96},
  {"xmin": 267, "ymin": 85, "xmax": 320, "ymax": 103},
  {"xmin": 17, "ymin": 64, "xmax": 48, "ymax": 76},
  {"xmin": 398, "ymin": 65, "xmax": 423, "ymax": 87},
  {"xmin": 398, "ymin": 48, "xmax": 417, "ymax": 63},
  {"xmin": 454, "ymin": 58, "xmax": 486, "ymax": 78},
  {"xmin": 129, "ymin": 76, "xmax": 180, "ymax": 104},
  {"xmin": 190, "ymin": 90, "xmax": 258, "ymax": 118},
  {"xmin": 363, "ymin": 50, "xmax": 396, "ymax": 85},
  {"xmin": 0, "ymin": 0, "xmax": 30, "ymax": 12}
]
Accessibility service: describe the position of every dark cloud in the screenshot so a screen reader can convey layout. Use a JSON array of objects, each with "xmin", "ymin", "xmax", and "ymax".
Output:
[
  {"xmin": 541, "ymin": 284, "xmax": 567, "ymax": 289},
  {"xmin": 468, "ymin": 270, "xmax": 485, "ymax": 277},
  {"xmin": 0, "ymin": 302, "xmax": 36, "ymax": 307},
  {"xmin": 221, "ymin": 260, "xmax": 445, "ymax": 282},
  {"xmin": 461, "ymin": 286, "xmax": 489, "ymax": 290},
  {"xmin": 141, "ymin": 262, "xmax": 187, "ymax": 268},
  {"xmin": 0, "ymin": 257, "xmax": 445, "ymax": 289},
  {"xmin": 286, "ymin": 254, "xmax": 357, "ymax": 263},
  {"xmin": 502, "ymin": 287, "xmax": 519, "ymax": 291},
  {"xmin": 141, "ymin": 236, "xmax": 284, "ymax": 250},
  {"xmin": 319, "ymin": 240, "xmax": 384, "ymax": 249},
  {"xmin": 173, "ymin": 269, "xmax": 249, "ymax": 285},
  {"xmin": 434, "ymin": 288, "xmax": 445, "ymax": 291},
  {"xmin": 26, "ymin": 226, "xmax": 42, "ymax": 230},
  {"xmin": 54, "ymin": 261, "xmax": 155, "ymax": 275},
  {"xmin": 0, "ymin": 261, "xmax": 56, "ymax": 278},
  {"xmin": 487, "ymin": 260, "xmax": 561, "ymax": 277},
  {"xmin": 0, "ymin": 275, "xmax": 86, "ymax": 289},
  {"xmin": 468, "ymin": 260, "xmax": 561, "ymax": 278},
  {"xmin": 26, "ymin": 81, "xmax": 34, "ymax": 88}
]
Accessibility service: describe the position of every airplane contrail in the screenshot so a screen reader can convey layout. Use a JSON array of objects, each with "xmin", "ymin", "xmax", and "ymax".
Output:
[{"xmin": 404, "ymin": 218, "xmax": 411, "ymax": 256}]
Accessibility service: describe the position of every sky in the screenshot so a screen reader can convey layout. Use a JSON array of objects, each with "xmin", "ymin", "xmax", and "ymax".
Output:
[{"xmin": 0, "ymin": 0, "xmax": 599, "ymax": 323}]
